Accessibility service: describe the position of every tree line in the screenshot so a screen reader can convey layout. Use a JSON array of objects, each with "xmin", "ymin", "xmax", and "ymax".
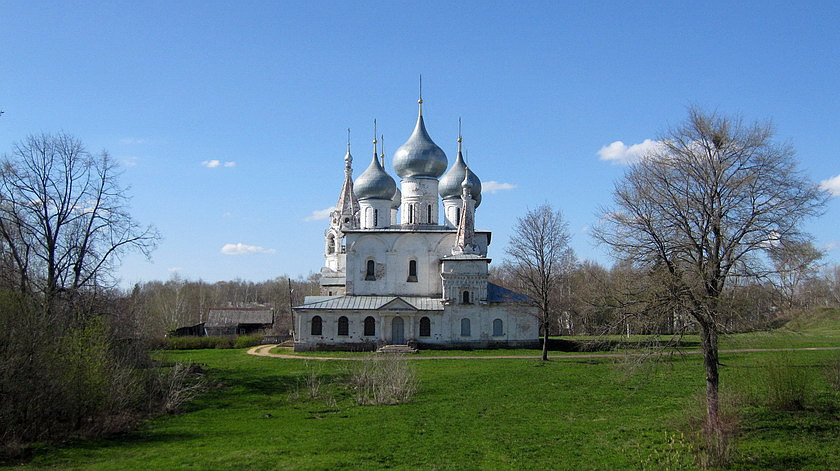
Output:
[
  {"xmin": 121, "ymin": 275, "xmax": 320, "ymax": 340},
  {"xmin": 494, "ymin": 252, "xmax": 839, "ymax": 337}
]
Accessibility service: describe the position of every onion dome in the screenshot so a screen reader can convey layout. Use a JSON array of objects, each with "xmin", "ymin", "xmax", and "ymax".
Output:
[
  {"xmin": 355, "ymin": 139, "xmax": 396, "ymax": 200},
  {"xmin": 391, "ymin": 186, "xmax": 401, "ymax": 209},
  {"xmin": 392, "ymin": 100, "xmax": 448, "ymax": 179},
  {"xmin": 439, "ymin": 137, "xmax": 482, "ymax": 207}
]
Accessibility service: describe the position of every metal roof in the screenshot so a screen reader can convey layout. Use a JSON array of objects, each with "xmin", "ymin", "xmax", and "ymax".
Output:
[
  {"xmin": 296, "ymin": 295, "xmax": 444, "ymax": 311},
  {"xmin": 205, "ymin": 308, "xmax": 273, "ymax": 327},
  {"xmin": 392, "ymin": 105, "xmax": 448, "ymax": 179},
  {"xmin": 487, "ymin": 283, "xmax": 531, "ymax": 303}
]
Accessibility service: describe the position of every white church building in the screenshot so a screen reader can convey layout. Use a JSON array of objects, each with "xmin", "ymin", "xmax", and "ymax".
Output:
[{"xmin": 293, "ymin": 97, "xmax": 538, "ymax": 351}]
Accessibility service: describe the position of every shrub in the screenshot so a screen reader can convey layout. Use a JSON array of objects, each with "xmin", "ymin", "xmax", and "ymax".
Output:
[
  {"xmin": 165, "ymin": 334, "xmax": 264, "ymax": 350},
  {"xmin": 696, "ymin": 414, "xmax": 739, "ymax": 470},
  {"xmin": 685, "ymin": 392, "xmax": 741, "ymax": 470},
  {"xmin": 151, "ymin": 362, "xmax": 208, "ymax": 413},
  {"xmin": 826, "ymin": 353, "xmax": 840, "ymax": 391},
  {"xmin": 0, "ymin": 291, "xmax": 211, "ymax": 460},
  {"xmin": 349, "ymin": 354, "xmax": 417, "ymax": 405},
  {"xmin": 763, "ymin": 354, "xmax": 814, "ymax": 410},
  {"xmin": 233, "ymin": 334, "xmax": 263, "ymax": 349},
  {"xmin": 303, "ymin": 361, "xmax": 323, "ymax": 399}
]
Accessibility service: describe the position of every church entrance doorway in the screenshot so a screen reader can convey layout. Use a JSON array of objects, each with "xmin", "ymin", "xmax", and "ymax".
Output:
[{"xmin": 391, "ymin": 317, "xmax": 405, "ymax": 344}]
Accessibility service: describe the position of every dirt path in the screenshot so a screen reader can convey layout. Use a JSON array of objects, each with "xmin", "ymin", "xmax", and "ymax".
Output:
[{"xmin": 246, "ymin": 344, "xmax": 840, "ymax": 361}]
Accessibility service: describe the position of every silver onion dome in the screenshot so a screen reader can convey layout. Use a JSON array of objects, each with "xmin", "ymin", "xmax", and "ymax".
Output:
[
  {"xmin": 391, "ymin": 186, "xmax": 402, "ymax": 209},
  {"xmin": 355, "ymin": 151, "xmax": 396, "ymax": 200},
  {"xmin": 439, "ymin": 140, "xmax": 481, "ymax": 207},
  {"xmin": 392, "ymin": 102, "xmax": 448, "ymax": 179}
]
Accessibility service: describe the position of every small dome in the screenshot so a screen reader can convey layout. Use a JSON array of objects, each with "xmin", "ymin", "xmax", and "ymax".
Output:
[
  {"xmin": 392, "ymin": 105, "xmax": 448, "ymax": 179},
  {"xmin": 391, "ymin": 186, "xmax": 402, "ymax": 209},
  {"xmin": 355, "ymin": 153, "xmax": 396, "ymax": 200},
  {"xmin": 439, "ymin": 142, "xmax": 481, "ymax": 207}
]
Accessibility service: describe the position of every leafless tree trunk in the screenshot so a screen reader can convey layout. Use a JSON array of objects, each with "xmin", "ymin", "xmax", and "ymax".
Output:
[
  {"xmin": 593, "ymin": 108, "xmax": 827, "ymax": 424},
  {"xmin": 505, "ymin": 204, "xmax": 574, "ymax": 361}
]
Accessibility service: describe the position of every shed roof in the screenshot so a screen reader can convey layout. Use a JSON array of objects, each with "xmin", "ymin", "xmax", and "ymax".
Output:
[{"xmin": 205, "ymin": 308, "xmax": 273, "ymax": 327}]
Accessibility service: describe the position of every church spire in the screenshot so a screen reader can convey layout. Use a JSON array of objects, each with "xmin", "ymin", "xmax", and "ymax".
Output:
[
  {"xmin": 453, "ymin": 167, "xmax": 478, "ymax": 255},
  {"xmin": 333, "ymin": 130, "xmax": 360, "ymax": 232}
]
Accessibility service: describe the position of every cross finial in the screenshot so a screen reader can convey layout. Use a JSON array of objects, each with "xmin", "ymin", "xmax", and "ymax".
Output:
[
  {"xmin": 379, "ymin": 134, "xmax": 385, "ymax": 166},
  {"xmin": 418, "ymin": 75, "xmax": 424, "ymax": 116}
]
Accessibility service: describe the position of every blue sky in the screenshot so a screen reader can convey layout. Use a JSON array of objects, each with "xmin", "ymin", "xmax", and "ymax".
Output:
[{"xmin": 2, "ymin": 1, "xmax": 839, "ymax": 287}]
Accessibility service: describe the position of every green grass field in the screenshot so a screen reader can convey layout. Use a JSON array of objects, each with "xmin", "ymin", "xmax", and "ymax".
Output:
[{"xmin": 10, "ymin": 309, "xmax": 840, "ymax": 470}]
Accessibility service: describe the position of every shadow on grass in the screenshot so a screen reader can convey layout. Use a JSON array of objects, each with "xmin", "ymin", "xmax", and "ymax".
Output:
[{"xmin": 545, "ymin": 338, "xmax": 701, "ymax": 352}]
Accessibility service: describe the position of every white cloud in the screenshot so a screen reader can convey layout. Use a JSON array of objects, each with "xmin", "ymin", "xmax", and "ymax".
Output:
[
  {"xmin": 168, "ymin": 267, "xmax": 182, "ymax": 273},
  {"xmin": 597, "ymin": 139, "xmax": 664, "ymax": 165},
  {"xmin": 305, "ymin": 206, "xmax": 335, "ymax": 221},
  {"xmin": 201, "ymin": 159, "xmax": 235, "ymax": 168},
  {"xmin": 823, "ymin": 241, "xmax": 838, "ymax": 252},
  {"xmin": 122, "ymin": 156, "xmax": 138, "ymax": 167},
  {"xmin": 482, "ymin": 181, "xmax": 517, "ymax": 193},
  {"xmin": 220, "ymin": 243, "xmax": 277, "ymax": 255},
  {"xmin": 819, "ymin": 174, "xmax": 840, "ymax": 196},
  {"xmin": 760, "ymin": 230, "xmax": 782, "ymax": 249}
]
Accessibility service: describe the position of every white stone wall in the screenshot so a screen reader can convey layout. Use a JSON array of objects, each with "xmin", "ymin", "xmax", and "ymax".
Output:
[
  {"xmin": 344, "ymin": 231, "xmax": 490, "ymax": 297},
  {"xmin": 441, "ymin": 198, "xmax": 461, "ymax": 228},
  {"xmin": 294, "ymin": 303, "xmax": 538, "ymax": 350},
  {"xmin": 399, "ymin": 178, "xmax": 440, "ymax": 225},
  {"xmin": 359, "ymin": 199, "xmax": 392, "ymax": 229}
]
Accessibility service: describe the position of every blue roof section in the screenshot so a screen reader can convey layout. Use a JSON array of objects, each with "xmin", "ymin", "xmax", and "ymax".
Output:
[{"xmin": 487, "ymin": 283, "xmax": 531, "ymax": 303}]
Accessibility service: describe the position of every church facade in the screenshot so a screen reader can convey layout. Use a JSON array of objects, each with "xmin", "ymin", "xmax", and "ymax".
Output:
[{"xmin": 293, "ymin": 97, "xmax": 538, "ymax": 351}]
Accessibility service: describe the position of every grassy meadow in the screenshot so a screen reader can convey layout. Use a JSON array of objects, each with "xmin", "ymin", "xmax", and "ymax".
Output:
[{"xmin": 8, "ymin": 309, "xmax": 840, "ymax": 470}]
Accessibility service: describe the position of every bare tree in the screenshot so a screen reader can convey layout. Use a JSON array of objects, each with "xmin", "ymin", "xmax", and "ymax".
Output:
[
  {"xmin": 767, "ymin": 240, "xmax": 824, "ymax": 310},
  {"xmin": 0, "ymin": 132, "xmax": 158, "ymax": 316},
  {"xmin": 593, "ymin": 108, "xmax": 827, "ymax": 429},
  {"xmin": 505, "ymin": 203, "xmax": 574, "ymax": 361}
]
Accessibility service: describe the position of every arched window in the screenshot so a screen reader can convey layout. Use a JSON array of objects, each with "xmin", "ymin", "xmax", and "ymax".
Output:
[
  {"xmin": 407, "ymin": 259, "xmax": 418, "ymax": 282},
  {"xmin": 419, "ymin": 316, "xmax": 431, "ymax": 337},
  {"xmin": 460, "ymin": 318, "xmax": 471, "ymax": 337},
  {"xmin": 409, "ymin": 205, "xmax": 414, "ymax": 224},
  {"xmin": 327, "ymin": 235, "xmax": 335, "ymax": 254},
  {"xmin": 364, "ymin": 316, "xmax": 376, "ymax": 336},
  {"xmin": 338, "ymin": 316, "xmax": 349, "ymax": 336},
  {"xmin": 462, "ymin": 290, "xmax": 471, "ymax": 304},
  {"xmin": 310, "ymin": 316, "xmax": 322, "ymax": 336},
  {"xmin": 365, "ymin": 260, "xmax": 376, "ymax": 281},
  {"xmin": 374, "ymin": 208, "xmax": 378, "ymax": 227},
  {"xmin": 455, "ymin": 207, "xmax": 461, "ymax": 224},
  {"xmin": 493, "ymin": 319, "xmax": 504, "ymax": 336},
  {"xmin": 427, "ymin": 204, "xmax": 432, "ymax": 223}
]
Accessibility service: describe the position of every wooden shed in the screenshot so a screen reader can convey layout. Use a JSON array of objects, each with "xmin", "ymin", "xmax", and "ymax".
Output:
[{"xmin": 204, "ymin": 308, "xmax": 273, "ymax": 336}]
